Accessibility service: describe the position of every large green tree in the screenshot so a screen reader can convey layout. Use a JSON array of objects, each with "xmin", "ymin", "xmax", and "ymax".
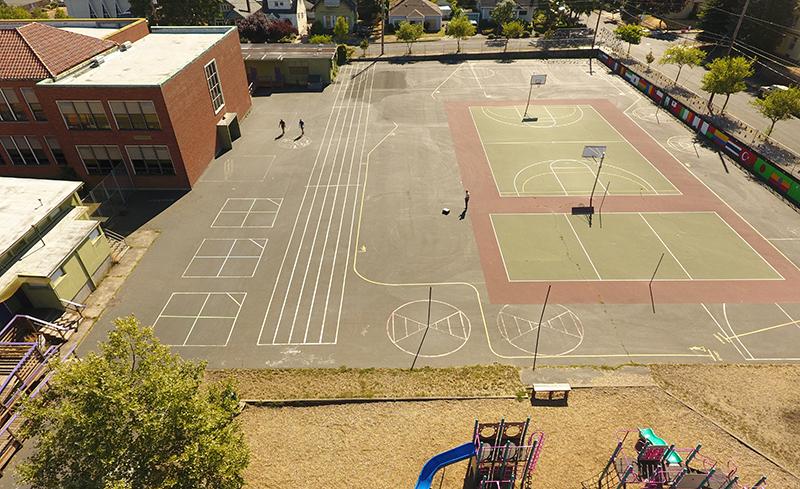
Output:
[
  {"xmin": 614, "ymin": 23, "xmax": 646, "ymax": 56},
  {"xmin": 752, "ymin": 87, "xmax": 800, "ymax": 135},
  {"xmin": 701, "ymin": 55, "xmax": 754, "ymax": 113},
  {"xmin": 490, "ymin": 0, "xmax": 516, "ymax": 28},
  {"xmin": 130, "ymin": 0, "xmax": 221, "ymax": 25},
  {"xmin": 18, "ymin": 317, "xmax": 249, "ymax": 489},
  {"xmin": 396, "ymin": 21, "xmax": 423, "ymax": 54},
  {"xmin": 446, "ymin": 14, "xmax": 475, "ymax": 53},
  {"xmin": 659, "ymin": 44, "xmax": 706, "ymax": 84},
  {"xmin": 501, "ymin": 19, "xmax": 524, "ymax": 53},
  {"xmin": 333, "ymin": 16, "xmax": 350, "ymax": 43}
]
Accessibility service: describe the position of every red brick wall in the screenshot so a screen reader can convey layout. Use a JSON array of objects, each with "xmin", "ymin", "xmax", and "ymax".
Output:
[
  {"xmin": 105, "ymin": 19, "xmax": 150, "ymax": 44},
  {"xmin": 32, "ymin": 85, "xmax": 189, "ymax": 188},
  {"xmin": 162, "ymin": 28, "xmax": 252, "ymax": 186}
]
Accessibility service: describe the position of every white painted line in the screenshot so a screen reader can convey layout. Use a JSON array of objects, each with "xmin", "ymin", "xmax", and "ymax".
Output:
[
  {"xmin": 182, "ymin": 293, "xmax": 211, "ymax": 346},
  {"xmin": 489, "ymin": 215, "xmax": 515, "ymax": 282},
  {"xmin": 638, "ymin": 213, "xmax": 692, "ymax": 280},
  {"xmin": 182, "ymin": 238, "xmax": 267, "ymax": 279},
  {"xmin": 563, "ymin": 214, "xmax": 602, "ymax": 280},
  {"xmin": 468, "ymin": 61, "xmax": 489, "ymax": 98},
  {"xmin": 712, "ymin": 213, "xmax": 784, "ymax": 280},
  {"xmin": 211, "ymin": 198, "xmax": 282, "ymax": 229},
  {"xmin": 722, "ymin": 303, "xmax": 755, "ymax": 360},
  {"xmin": 430, "ymin": 62, "xmax": 464, "ymax": 99}
]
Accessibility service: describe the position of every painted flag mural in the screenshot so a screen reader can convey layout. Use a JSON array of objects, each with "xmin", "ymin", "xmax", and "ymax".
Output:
[{"xmin": 597, "ymin": 49, "xmax": 800, "ymax": 206}]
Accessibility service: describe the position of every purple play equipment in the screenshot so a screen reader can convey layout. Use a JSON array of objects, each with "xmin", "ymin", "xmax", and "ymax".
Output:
[
  {"xmin": 584, "ymin": 428, "xmax": 768, "ymax": 489},
  {"xmin": 415, "ymin": 418, "xmax": 545, "ymax": 489}
]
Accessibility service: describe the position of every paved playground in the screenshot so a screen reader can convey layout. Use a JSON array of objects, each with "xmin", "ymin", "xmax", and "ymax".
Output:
[{"xmin": 82, "ymin": 59, "xmax": 800, "ymax": 368}]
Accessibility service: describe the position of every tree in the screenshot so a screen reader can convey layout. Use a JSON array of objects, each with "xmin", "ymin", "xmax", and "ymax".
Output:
[
  {"xmin": 614, "ymin": 23, "xmax": 645, "ymax": 56},
  {"xmin": 128, "ymin": 0, "xmax": 159, "ymax": 23},
  {"xmin": 0, "ymin": 3, "xmax": 32, "ymax": 18},
  {"xmin": 333, "ymin": 16, "xmax": 350, "ymax": 43},
  {"xmin": 18, "ymin": 317, "xmax": 249, "ymax": 489},
  {"xmin": 752, "ymin": 87, "xmax": 800, "ymax": 136},
  {"xmin": 163, "ymin": 0, "xmax": 220, "ymax": 24},
  {"xmin": 237, "ymin": 11, "xmax": 272, "ymax": 43},
  {"xmin": 359, "ymin": 38, "xmax": 369, "ymax": 56},
  {"xmin": 267, "ymin": 19, "xmax": 298, "ymax": 42},
  {"xmin": 490, "ymin": 0, "xmax": 516, "ymax": 28},
  {"xmin": 396, "ymin": 21, "xmax": 423, "ymax": 54},
  {"xmin": 446, "ymin": 14, "xmax": 475, "ymax": 53},
  {"xmin": 53, "ymin": 7, "xmax": 69, "ymax": 18},
  {"xmin": 501, "ymin": 19, "xmax": 524, "ymax": 53},
  {"xmin": 701, "ymin": 55, "xmax": 754, "ymax": 114},
  {"xmin": 448, "ymin": 0, "xmax": 463, "ymax": 19},
  {"xmin": 645, "ymin": 50, "xmax": 655, "ymax": 71},
  {"xmin": 659, "ymin": 44, "xmax": 706, "ymax": 85},
  {"xmin": 29, "ymin": 6, "xmax": 45, "ymax": 17}
]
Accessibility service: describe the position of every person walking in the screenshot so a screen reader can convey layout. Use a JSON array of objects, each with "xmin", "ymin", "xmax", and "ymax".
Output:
[
  {"xmin": 464, "ymin": 189, "xmax": 470, "ymax": 210},
  {"xmin": 299, "ymin": 119, "xmax": 305, "ymax": 136},
  {"xmin": 279, "ymin": 119, "xmax": 286, "ymax": 136}
]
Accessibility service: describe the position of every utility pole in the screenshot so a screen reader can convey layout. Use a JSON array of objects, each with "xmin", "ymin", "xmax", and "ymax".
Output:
[
  {"xmin": 726, "ymin": 0, "xmax": 750, "ymax": 56},
  {"xmin": 380, "ymin": 0, "xmax": 387, "ymax": 56},
  {"xmin": 589, "ymin": 8, "xmax": 602, "ymax": 75}
]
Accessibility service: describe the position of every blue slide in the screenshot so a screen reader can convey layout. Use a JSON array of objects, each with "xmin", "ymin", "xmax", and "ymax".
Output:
[{"xmin": 414, "ymin": 442, "xmax": 474, "ymax": 489}]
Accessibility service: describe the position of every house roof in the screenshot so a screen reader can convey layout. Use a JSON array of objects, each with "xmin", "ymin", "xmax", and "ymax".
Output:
[
  {"xmin": 241, "ymin": 42, "xmax": 336, "ymax": 60},
  {"xmin": 310, "ymin": 0, "xmax": 357, "ymax": 13},
  {"xmin": 0, "ymin": 22, "xmax": 116, "ymax": 80},
  {"xmin": 476, "ymin": 0, "xmax": 538, "ymax": 8},
  {"xmin": 263, "ymin": 0, "xmax": 302, "ymax": 16},
  {"xmin": 225, "ymin": 0, "xmax": 263, "ymax": 17},
  {"xmin": 390, "ymin": 0, "xmax": 441, "ymax": 17}
]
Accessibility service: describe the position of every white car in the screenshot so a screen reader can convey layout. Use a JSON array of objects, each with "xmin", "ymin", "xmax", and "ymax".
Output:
[{"xmin": 758, "ymin": 85, "xmax": 789, "ymax": 98}]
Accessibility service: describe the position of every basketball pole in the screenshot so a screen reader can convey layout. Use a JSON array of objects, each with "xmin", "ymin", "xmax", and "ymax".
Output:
[
  {"xmin": 587, "ymin": 152, "xmax": 605, "ymax": 227},
  {"xmin": 649, "ymin": 253, "xmax": 665, "ymax": 314},
  {"xmin": 532, "ymin": 284, "xmax": 552, "ymax": 371},
  {"xmin": 523, "ymin": 82, "xmax": 534, "ymax": 119},
  {"xmin": 410, "ymin": 286, "xmax": 433, "ymax": 371},
  {"xmin": 598, "ymin": 181, "xmax": 610, "ymax": 228}
]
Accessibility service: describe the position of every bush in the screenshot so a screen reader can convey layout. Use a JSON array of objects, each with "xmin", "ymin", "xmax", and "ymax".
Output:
[
  {"xmin": 268, "ymin": 19, "xmax": 298, "ymax": 42},
  {"xmin": 309, "ymin": 20, "xmax": 326, "ymax": 35},
  {"xmin": 309, "ymin": 34, "xmax": 333, "ymax": 44},
  {"xmin": 236, "ymin": 12, "xmax": 271, "ymax": 43},
  {"xmin": 336, "ymin": 44, "xmax": 355, "ymax": 64}
]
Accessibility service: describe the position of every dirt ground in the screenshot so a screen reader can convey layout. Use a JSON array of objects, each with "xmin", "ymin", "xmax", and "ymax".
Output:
[
  {"xmin": 207, "ymin": 365, "xmax": 525, "ymax": 399},
  {"xmin": 239, "ymin": 387, "xmax": 800, "ymax": 489},
  {"xmin": 652, "ymin": 364, "xmax": 800, "ymax": 478}
]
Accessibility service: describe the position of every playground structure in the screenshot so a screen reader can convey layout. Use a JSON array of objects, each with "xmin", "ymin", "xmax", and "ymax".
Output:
[
  {"xmin": 415, "ymin": 418, "xmax": 544, "ymax": 489},
  {"xmin": 584, "ymin": 428, "xmax": 768, "ymax": 489}
]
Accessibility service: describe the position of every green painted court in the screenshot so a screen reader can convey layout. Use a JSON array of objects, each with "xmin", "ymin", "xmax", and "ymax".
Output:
[
  {"xmin": 490, "ymin": 212, "xmax": 782, "ymax": 282},
  {"xmin": 470, "ymin": 104, "xmax": 680, "ymax": 197}
]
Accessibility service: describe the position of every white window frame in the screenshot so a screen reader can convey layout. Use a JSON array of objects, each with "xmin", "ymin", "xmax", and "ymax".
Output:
[
  {"xmin": 108, "ymin": 100, "xmax": 161, "ymax": 130},
  {"xmin": 0, "ymin": 135, "xmax": 46, "ymax": 166},
  {"xmin": 88, "ymin": 227, "xmax": 102, "ymax": 242},
  {"xmin": 125, "ymin": 144, "xmax": 176, "ymax": 176},
  {"xmin": 76, "ymin": 144, "xmax": 124, "ymax": 175},
  {"xmin": 20, "ymin": 88, "xmax": 46, "ymax": 122},
  {"xmin": 45, "ymin": 136, "xmax": 67, "ymax": 165},
  {"xmin": 204, "ymin": 60, "xmax": 225, "ymax": 114},
  {"xmin": 0, "ymin": 88, "xmax": 27, "ymax": 122}
]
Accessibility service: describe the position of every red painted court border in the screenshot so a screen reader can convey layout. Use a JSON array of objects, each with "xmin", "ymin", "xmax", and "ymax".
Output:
[{"xmin": 447, "ymin": 98, "xmax": 800, "ymax": 304}]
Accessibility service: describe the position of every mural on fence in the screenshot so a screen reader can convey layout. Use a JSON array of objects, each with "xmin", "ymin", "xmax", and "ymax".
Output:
[{"xmin": 597, "ymin": 50, "xmax": 800, "ymax": 205}]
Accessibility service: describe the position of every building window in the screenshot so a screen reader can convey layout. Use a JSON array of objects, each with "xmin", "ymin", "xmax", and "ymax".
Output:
[
  {"xmin": 125, "ymin": 145, "xmax": 175, "ymax": 176},
  {"xmin": 0, "ymin": 88, "xmax": 28, "ymax": 121},
  {"xmin": 0, "ymin": 136, "xmax": 47, "ymax": 165},
  {"xmin": 50, "ymin": 266, "xmax": 65, "ymax": 282},
  {"xmin": 76, "ymin": 145, "xmax": 123, "ymax": 175},
  {"xmin": 204, "ymin": 60, "xmax": 225, "ymax": 113},
  {"xmin": 88, "ymin": 227, "xmax": 101, "ymax": 241},
  {"xmin": 20, "ymin": 88, "xmax": 46, "ymax": 121},
  {"xmin": 790, "ymin": 36, "xmax": 798, "ymax": 51},
  {"xmin": 57, "ymin": 101, "xmax": 111, "ymax": 130},
  {"xmin": 45, "ymin": 136, "xmax": 67, "ymax": 165},
  {"xmin": 110, "ymin": 101, "xmax": 161, "ymax": 130}
]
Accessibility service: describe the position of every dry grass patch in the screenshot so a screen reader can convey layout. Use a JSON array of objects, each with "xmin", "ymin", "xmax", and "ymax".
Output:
[
  {"xmin": 240, "ymin": 388, "xmax": 797, "ymax": 489},
  {"xmin": 207, "ymin": 364, "xmax": 525, "ymax": 400},
  {"xmin": 652, "ymin": 364, "xmax": 800, "ymax": 477}
]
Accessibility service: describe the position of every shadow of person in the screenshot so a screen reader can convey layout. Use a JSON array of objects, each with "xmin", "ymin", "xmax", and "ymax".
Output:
[
  {"xmin": 294, "ymin": 134, "xmax": 304, "ymax": 141},
  {"xmin": 459, "ymin": 209, "xmax": 467, "ymax": 220},
  {"xmin": 275, "ymin": 134, "xmax": 284, "ymax": 140}
]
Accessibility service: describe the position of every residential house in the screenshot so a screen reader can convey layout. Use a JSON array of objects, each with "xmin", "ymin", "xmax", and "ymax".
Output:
[
  {"xmin": 775, "ymin": 10, "xmax": 800, "ymax": 63},
  {"xmin": 262, "ymin": 0, "xmax": 310, "ymax": 35},
  {"xmin": 0, "ymin": 20, "xmax": 251, "ymax": 190},
  {"xmin": 219, "ymin": 0, "xmax": 261, "ymax": 24},
  {"xmin": 475, "ymin": 0, "xmax": 539, "ymax": 23},
  {"xmin": 389, "ymin": 0, "xmax": 442, "ymax": 32},
  {"xmin": 310, "ymin": 0, "xmax": 357, "ymax": 32},
  {"xmin": 5, "ymin": 0, "xmax": 50, "ymax": 11}
]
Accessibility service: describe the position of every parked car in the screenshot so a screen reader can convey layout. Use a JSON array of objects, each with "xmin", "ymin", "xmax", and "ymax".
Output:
[{"xmin": 758, "ymin": 84, "xmax": 789, "ymax": 98}]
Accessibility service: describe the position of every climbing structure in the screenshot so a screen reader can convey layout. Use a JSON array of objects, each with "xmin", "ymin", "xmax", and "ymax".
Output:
[
  {"xmin": 464, "ymin": 418, "xmax": 544, "ymax": 489},
  {"xmin": 583, "ymin": 428, "xmax": 768, "ymax": 489}
]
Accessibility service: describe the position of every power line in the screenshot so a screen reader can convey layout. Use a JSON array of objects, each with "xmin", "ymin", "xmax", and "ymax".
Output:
[{"xmin": 702, "ymin": 5, "xmax": 800, "ymax": 38}]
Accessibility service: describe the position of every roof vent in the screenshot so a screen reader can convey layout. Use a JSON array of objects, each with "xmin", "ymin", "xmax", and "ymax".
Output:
[
  {"xmin": 90, "ymin": 56, "xmax": 105, "ymax": 68},
  {"xmin": 119, "ymin": 41, "xmax": 133, "ymax": 51}
]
